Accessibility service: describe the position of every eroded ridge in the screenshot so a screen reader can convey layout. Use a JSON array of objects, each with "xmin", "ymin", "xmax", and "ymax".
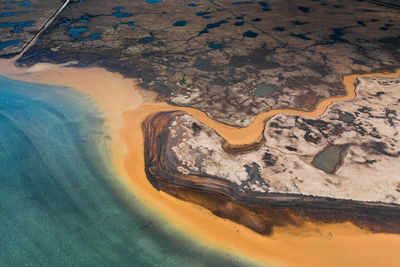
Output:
[{"xmin": 143, "ymin": 76, "xmax": 400, "ymax": 234}]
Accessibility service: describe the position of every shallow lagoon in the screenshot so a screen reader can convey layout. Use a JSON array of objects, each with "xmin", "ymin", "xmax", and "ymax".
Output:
[{"xmin": 0, "ymin": 75, "xmax": 251, "ymax": 266}]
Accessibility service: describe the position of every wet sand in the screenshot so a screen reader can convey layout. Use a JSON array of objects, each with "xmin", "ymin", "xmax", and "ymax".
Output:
[
  {"xmin": 120, "ymin": 92, "xmax": 400, "ymax": 267},
  {"xmin": 1, "ymin": 59, "xmax": 400, "ymax": 266}
]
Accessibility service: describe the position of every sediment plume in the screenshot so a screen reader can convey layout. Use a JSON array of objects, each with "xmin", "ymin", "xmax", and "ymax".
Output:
[
  {"xmin": 3, "ymin": 59, "xmax": 400, "ymax": 266},
  {"xmin": 143, "ymin": 110, "xmax": 400, "ymax": 235}
]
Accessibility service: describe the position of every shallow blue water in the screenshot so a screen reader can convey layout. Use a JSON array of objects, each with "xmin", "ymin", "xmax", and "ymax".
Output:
[
  {"xmin": 68, "ymin": 27, "xmax": 88, "ymax": 38},
  {"xmin": 0, "ymin": 11, "xmax": 29, "ymax": 17},
  {"xmin": 146, "ymin": 0, "xmax": 162, "ymax": 4},
  {"xmin": 0, "ymin": 75, "xmax": 253, "ymax": 266},
  {"xmin": 208, "ymin": 41, "xmax": 224, "ymax": 49}
]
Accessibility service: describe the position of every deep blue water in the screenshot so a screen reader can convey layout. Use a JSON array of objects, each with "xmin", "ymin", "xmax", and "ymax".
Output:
[
  {"xmin": 0, "ymin": 40, "xmax": 21, "ymax": 51},
  {"xmin": 112, "ymin": 7, "xmax": 132, "ymax": 18},
  {"xmin": 0, "ymin": 75, "xmax": 253, "ymax": 266},
  {"xmin": 259, "ymin": 2, "xmax": 270, "ymax": 11},
  {"xmin": 146, "ymin": 0, "xmax": 162, "ymax": 4},
  {"xmin": 173, "ymin": 20, "xmax": 187, "ymax": 27},
  {"xmin": 243, "ymin": 30, "xmax": 258, "ymax": 38},
  {"xmin": 298, "ymin": 6, "xmax": 310, "ymax": 13},
  {"xmin": 140, "ymin": 37, "xmax": 152, "ymax": 44},
  {"xmin": 291, "ymin": 33, "xmax": 311, "ymax": 40},
  {"xmin": 208, "ymin": 41, "xmax": 225, "ymax": 49},
  {"xmin": 231, "ymin": 1, "xmax": 254, "ymax": 5},
  {"xmin": 291, "ymin": 20, "xmax": 308, "ymax": 25},
  {"xmin": 0, "ymin": 20, "xmax": 36, "ymax": 33},
  {"xmin": 273, "ymin": 27, "xmax": 285, "ymax": 31},
  {"xmin": 234, "ymin": 21, "xmax": 245, "ymax": 26},
  {"xmin": 206, "ymin": 20, "xmax": 228, "ymax": 29},
  {"xmin": 196, "ymin": 11, "xmax": 212, "ymax": 19}
]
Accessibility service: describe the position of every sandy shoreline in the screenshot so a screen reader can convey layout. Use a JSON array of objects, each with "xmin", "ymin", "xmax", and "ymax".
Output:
[{"xmin": 1, "ymin": 58, "xmax": 400, "ymax": 266}]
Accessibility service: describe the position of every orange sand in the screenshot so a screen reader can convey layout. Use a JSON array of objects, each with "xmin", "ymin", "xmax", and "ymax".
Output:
[{"xmin": 1, "ymin": 59, "xmax": 400, "ymax": 266}]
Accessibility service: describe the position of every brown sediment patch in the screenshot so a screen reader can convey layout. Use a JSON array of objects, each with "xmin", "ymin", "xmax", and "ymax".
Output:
[
  {"xmin": 2, "ymin": 59, "xmax": 400, "ymax": 266},
  {"xmin": 121, "ymin": 101, "xmax": 400, "ymax": 267},
  {"xmin": 129, "ymin": 69, "xmax": 400, "ymax": 266},
  {"xmin": 222, "ymin": 135, "xmax": 265, "ymax": 154},
  {"xmin": 296, "ymin": 90, "xmax": 319, "ymax": 110},
  {"xmin": 143, "ymin": 110, "xmax": 400, "ymax": 235},
  {"xmin": 127, "ymin": 70, "xmax": 400, "ymax": 153}
]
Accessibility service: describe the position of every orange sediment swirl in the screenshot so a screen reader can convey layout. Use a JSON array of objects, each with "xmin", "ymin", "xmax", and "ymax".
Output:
[
  {"xmin": 2, "ymin": 59, "xmax": 400, "ymax": 266},
  {"xmin": 160, "ymin": 70, "xmax": 400, "ymax": 147},
  {"xmin": 119, "ymin": 69, "xmax": 400, "ymax": 267},
  {"xmin": 120, "ymin": 70, "xmax": 400, "ymax": 150}
]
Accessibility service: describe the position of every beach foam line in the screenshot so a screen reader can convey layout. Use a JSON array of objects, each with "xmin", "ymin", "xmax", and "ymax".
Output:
[{"xmin": 2, "ymin": 58, "xmax": 400, "ymax": 266}]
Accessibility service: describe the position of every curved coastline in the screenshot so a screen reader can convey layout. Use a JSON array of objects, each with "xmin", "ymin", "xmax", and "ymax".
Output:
[
  {"xmin": 2, "ymin": 59, "xmax": 400, "ymax": 266},
  {"xmin": 0, "ymin": 61, "xmax": 253, "ymax": 266},
  {"xmin": 120, "ymin": 69, "xmax": 400, "ymax": 267},
  {"xmin": 143, "ymin": 110, "xmax": 400, "ymax": 235}
]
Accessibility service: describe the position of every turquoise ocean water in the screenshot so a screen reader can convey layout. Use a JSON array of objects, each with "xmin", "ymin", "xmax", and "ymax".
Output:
[{"xmin": 0, "ymin": 75, "xmax": 253, "ymax": 266}]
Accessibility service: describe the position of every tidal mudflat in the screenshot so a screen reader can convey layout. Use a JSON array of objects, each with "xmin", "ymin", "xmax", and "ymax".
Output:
[{"xmin": 0, "ymin": 69, "xmax": 251, "ymax": 266}]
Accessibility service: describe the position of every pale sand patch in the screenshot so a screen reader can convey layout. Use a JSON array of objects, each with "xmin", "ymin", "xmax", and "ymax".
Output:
[{"xmin": 1, "ymin": 58, "xmax": 400, "ymax": 266}]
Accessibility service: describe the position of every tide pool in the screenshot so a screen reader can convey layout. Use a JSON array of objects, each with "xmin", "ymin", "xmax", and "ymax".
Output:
[{"xmin": 0, "ymin": 75, "xmax": 252, "ymax": 266}]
